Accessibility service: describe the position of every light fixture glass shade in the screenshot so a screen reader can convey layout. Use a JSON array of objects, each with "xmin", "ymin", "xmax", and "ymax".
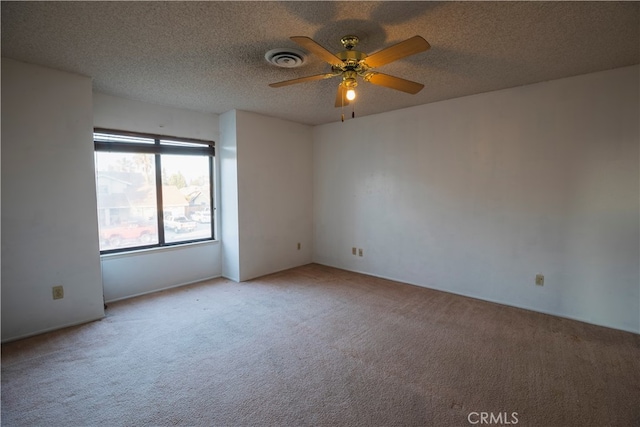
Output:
[{"xmin": 346, "ymin": 88, "xmax": 356, "ymax": 101}]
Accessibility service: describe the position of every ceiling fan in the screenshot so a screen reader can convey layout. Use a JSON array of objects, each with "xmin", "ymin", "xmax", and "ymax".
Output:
[{"xmin": 269, "ymin": 35, "xmax": 431, "ymax": 109}]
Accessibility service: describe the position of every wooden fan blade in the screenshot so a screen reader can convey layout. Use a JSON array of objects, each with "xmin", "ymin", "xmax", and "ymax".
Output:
[
  {"xmin": 334, "ymin": 84, "xmax": 350, "ymax": 108},
  {"xmin": 365, "ymin": 36, "xmax": 430, "ymax": 68},
  {"xmin": 367, "ymin": 73, "xmax": 424, "ymax": 94},
  {"xmin": 269, "ymin": 73, "xmax": 336, "ymax": 88},
  {"xmin": 291, "ymin": 36, "xmax": 345, "ymax": 67}
]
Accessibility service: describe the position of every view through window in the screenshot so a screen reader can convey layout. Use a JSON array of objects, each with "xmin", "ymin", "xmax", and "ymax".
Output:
[{"xmin": 94, "ymin": 130, "xmax": 215, "ymax": 253}]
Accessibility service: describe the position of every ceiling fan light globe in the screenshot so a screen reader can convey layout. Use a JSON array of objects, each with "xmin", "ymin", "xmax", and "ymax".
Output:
[{"xmin": 346, "ymin": 89, "xmax": 356, "ymax": 101}]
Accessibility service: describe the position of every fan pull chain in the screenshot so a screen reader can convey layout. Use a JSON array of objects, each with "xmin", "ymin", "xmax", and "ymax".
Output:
[
  {"xmin": 341, "ymin": 86, "xmax": 345, "ymax": 122},
  {"xmin": 352, "ymin": 96, "xmax": 355, "ymax": 119}
]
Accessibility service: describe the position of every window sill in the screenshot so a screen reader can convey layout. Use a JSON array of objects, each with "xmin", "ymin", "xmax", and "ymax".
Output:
[{"xmin": 100, "ymin": 239, "xmax": 220, "ymax": 260}]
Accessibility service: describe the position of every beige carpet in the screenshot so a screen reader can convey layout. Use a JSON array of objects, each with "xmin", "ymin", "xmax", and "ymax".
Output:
[{"xmin": 2, "ymin": 264, "xmax": 639, "ymax": 426}]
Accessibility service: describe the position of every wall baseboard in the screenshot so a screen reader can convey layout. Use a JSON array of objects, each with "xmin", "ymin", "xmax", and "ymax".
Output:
[
  {"xmin": 104, "ymin": 275, "xmax": 222, "ymax": 304},
  {"xmin": 1, "ymin": 314, "xmax": 106, "ymax": 344},
  {"xmin": 314, "ymin": 262, "xmax": 640, "ymax": 335}
]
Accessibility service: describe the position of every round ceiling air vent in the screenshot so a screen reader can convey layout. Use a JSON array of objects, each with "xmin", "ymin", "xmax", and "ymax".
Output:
[{"xmin": 265, "ymin": 48, "xmax": 306, "ymax": 68}]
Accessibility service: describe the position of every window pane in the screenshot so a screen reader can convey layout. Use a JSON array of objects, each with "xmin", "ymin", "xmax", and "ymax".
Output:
[
  {"xmin": 161, "ymin": 154, "xmax": 212, "ymax": 243},
  {"xmin": 95, "ymin": 152, "xmax": 159, "ymax": 250}
]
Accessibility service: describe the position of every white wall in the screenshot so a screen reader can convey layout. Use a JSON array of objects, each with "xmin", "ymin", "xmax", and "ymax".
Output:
[
  {"xmin": 220, "ymin": 110, "xmax": 314, "ymax": 282},
  {"xmin": 1, "ymin": 59, "xmax": 105, "ymax": 341},
  {"xmin": 93, "ymin": 93, "xmax": 222, "ymax": 301},
  {"xmin": 93, "ymin": 93, "xmax": 219, "ymax": 141},
  {"xmin": 101, "ymin": 244, "xmax": 221, "ymax": 302},
  {"xmin": 313, "ymin": 65, "xmax": 640, "ymax": 333},
  {"xmin": 219, "ymin": 110, "xmax": 241, "ymax": 281},
  {"xmin": 235, "ymin": 111, "xmax": 314, "ymax": 281}
]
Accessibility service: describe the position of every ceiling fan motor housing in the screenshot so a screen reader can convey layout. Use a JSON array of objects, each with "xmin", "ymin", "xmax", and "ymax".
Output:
[
  {"xmin": 337, "ymin": 49, "xmax": 367, "ymax": 64},
  {"xmin": 333, "ymin": 49, "xmax": 369, "ymax": 82}
]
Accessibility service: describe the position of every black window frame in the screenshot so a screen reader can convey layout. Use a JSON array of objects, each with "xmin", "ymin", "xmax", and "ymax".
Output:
[{"xmin": 94, "ymin": 128, "xmax": 215, "ymax": 254}]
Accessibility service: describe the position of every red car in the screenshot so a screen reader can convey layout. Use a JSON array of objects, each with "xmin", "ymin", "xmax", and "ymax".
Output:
[{"xmin": 99, "ymin": 221, "xmax": 157, "ymax": 248}]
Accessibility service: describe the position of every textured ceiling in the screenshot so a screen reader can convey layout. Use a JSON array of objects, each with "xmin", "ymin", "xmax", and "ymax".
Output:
[{"xmin": 2, "ymin": 1, "xmax": 639, "ymax": 125}]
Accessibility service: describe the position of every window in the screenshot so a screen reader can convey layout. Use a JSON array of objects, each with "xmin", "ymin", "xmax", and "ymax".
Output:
[{"xmin": 94, "ymin": 129, "xmax": 215, "ymax": 253}]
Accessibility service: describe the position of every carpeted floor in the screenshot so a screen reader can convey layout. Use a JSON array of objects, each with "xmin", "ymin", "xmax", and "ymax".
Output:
[{"xmin": 2, "ymin": 263, "xmax": 639, "ymax": 426}]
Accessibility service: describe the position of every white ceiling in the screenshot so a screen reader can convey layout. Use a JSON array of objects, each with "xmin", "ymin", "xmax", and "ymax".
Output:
[{"xmin": 2, "ymin": 1, "xmax": 638, "ymax": 126}]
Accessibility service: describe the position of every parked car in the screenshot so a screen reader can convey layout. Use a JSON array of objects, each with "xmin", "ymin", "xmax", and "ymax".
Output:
[
  {"xmin": 166, "ymin": 216, "xmax": 197, "ymax": 233},
  {"xmin": 100, "ymin": 221, "xmax": 157, "ymax": 248},
  {"xmin": 190, "ymin": 208, "xmax": 211, "ymax": 223}
]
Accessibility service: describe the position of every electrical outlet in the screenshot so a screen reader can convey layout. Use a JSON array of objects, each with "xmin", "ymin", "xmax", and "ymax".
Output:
[
  {"xmin": 297, "ymin": 242, "xmax": 301, "ymax": 250},
  {"xmin": 52, "ymin": 285, "xmax": 64, "ymax": 300},
  {"xmin": 352, "ymin": 247, "xmax": 357, "ymax": 255},
  {"xmin": 358, "ymin": 248, "xmax": 363, "ymax": 257},
  {"xmin": 535, "ymin": 274, "xmax": 544, "ymax": 286}
]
